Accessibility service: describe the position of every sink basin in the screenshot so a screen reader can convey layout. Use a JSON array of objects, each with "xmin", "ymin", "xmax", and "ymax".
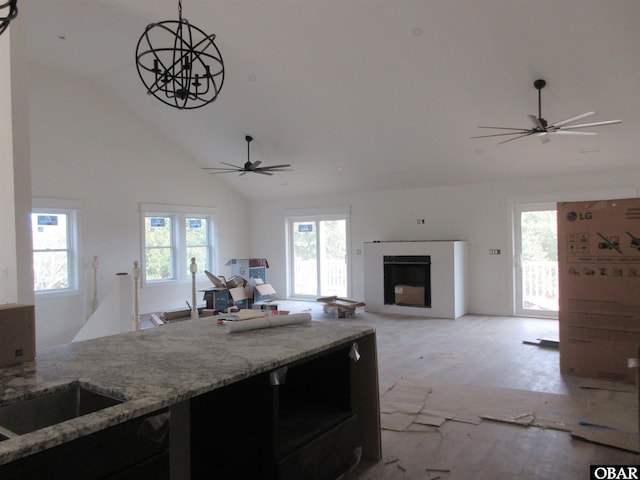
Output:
[{"xmin": 0, "ymin": 383, "xmax": 123, "ymax": 440}]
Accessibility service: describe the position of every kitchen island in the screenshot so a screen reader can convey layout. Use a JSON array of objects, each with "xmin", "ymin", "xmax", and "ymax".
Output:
[{"xmin": 0, "ymin": 317, "xmax": 381, "ymax": 479}]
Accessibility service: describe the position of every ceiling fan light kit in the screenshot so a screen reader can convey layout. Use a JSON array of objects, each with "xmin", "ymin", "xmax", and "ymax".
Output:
[
  {"xmin": 202, "ymin": 136, "xmax": 293, "ymax": 176},
  {"xmin": 471, "ymin": 79, "xmax": 621, "ymax": 144},
  {"xmin": 135, "ymin": 0, "xmax": 225, "ymax": 110}
]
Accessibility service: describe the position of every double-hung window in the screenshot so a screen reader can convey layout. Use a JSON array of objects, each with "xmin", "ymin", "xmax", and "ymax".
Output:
[
  {"xmin": 144, "ymin": 215, "xmax": 174, "ymax": 281},
  {"xmin": 31, "ymin": 200, "xmax": 79, "ymax": 294},
  {"xmin": 141, "ymin": 204, "xmax": 216, "ymax": 285},
  {"xmin": 185, "ymin": 217, "xmax": 209, "ymax": 277}
]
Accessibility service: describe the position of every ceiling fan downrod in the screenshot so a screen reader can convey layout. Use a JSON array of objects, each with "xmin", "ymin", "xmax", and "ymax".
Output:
[
  {"xmin": 245, "ymin": 135, "xmax": 253, "ymax": 169},
  {"xmin": 534, "ymin": 79, "xmax": 547, "ymax": 128}
]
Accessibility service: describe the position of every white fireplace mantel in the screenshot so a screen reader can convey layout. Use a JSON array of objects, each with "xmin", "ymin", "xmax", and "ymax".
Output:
[{"xmin": 363, "ymin": 240, "xmax": 468, "ymax": 319}]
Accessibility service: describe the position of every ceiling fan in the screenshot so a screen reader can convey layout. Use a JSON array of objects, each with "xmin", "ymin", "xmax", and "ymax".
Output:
[
  {"xmin": 203, "ymin": 135, "xmax": 292, "ymax": 175},
  {"xmin": 471, "ymin": 79, "xmax": 621, "ymax": 144}
]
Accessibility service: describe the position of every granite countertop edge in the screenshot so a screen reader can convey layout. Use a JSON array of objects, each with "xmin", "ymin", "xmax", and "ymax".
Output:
[{"xmin": 0, "ymin": 319, "xmax": 375, "ymax": 465}]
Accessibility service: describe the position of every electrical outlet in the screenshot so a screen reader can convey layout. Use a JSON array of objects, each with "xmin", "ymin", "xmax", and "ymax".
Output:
[{"xmin": 489, "ymin": 249, "xmax": 501, "ymax": 255}]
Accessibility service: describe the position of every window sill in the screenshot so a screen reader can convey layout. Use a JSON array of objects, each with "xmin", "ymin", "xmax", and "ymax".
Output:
[{"xmin": 35, "ymin": 288, "xmax": 81, "ymax": 298}]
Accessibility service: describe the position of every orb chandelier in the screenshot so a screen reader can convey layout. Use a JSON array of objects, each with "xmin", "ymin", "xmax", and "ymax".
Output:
[
  {"xmin": 135, "ymin": 0, "xmax": 225, "ymax": 110},
  {"xmin": 0, "ymin": 0, "xmax": 18, "ymax": 36}
]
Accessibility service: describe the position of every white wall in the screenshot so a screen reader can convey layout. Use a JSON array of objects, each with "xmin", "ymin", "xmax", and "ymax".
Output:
[
  {"xmin": 26, "ymin": 64, "xmax": 251, "ymax": 348},
  {"xmin": 251, "ymin": 169, "xmax": 640, "ymax": 316},
  {"xmin": 0, "ymin": 30, "xmax": 17, "ymax": 304}
]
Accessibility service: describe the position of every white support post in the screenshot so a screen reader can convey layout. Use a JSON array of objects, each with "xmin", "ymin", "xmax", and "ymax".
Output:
[{"xmin": 190, "ymin": 257, "xmax": 199, "ymax": 319}]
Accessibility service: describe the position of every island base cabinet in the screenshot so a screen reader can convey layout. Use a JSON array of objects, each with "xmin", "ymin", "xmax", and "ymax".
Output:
[
  {"xmin": 190, "ymin": 373, "xmax": 276, "ymax": 479},
  {"xmin": 189, "ymin": 341, "xmax": 374, "ymax": 480},
  {"xmin": 276, "ymin": 413, "xmax": 359, "ymax": 480},
  {"xmin": 0, "ymin": 409, "xmax": 170, "ymax": 480}
]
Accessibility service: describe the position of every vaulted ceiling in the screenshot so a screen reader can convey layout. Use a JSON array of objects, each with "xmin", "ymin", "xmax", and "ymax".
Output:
[{"xmin": 20, "ymin": 0, "xmax": 640, "ymax": 200}]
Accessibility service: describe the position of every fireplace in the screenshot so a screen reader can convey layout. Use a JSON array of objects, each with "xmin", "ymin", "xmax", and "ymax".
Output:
[
  {"xmin": 363, "ymin": 241, "xmax": 467, "ymax": 319},
  {"xmin": 383, "ymin": 255, "xmax": 431, "ymax": 308}
]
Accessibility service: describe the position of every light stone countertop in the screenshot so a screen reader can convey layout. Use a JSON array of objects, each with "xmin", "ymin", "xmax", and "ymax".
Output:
[{"xmin": 0, "ymin": 318, "xmax": 375, "ymax": 466}]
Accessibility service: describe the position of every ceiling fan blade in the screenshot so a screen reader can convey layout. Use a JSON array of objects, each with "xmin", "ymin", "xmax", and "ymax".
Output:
[
  {"xmin": 552, "ymin": 130, "xmax": 597, "ymax": 136},
  {"xmin": 203, "ymin": 166, "xmax": 241, "ymax": 172},
  {"xmin": 549, "ymin": 111, "xmax": 595, "ymax": 128},
  {"xmin": 220, "ymin": 162, "xmax": 243, "ymax": 169},
  {"xmin": 557, "ymin": 119, "xmax": 621, "ymax": 130},
  {"xmin": 470, "ymin": 131, "xmax": 532, "ymax": 139},
  {"xmin": 476, "ymin": 126, "xmax": 531, "ymax": 131},
  {"xmin": 498, "ymin": 131, "xmax": 537, "ymax": 144},
  {"xmin": 251, "ymin": 160, "xmax": 262, "ymax": 168},
  {"xmin": 258, "ymin": 164, "xmax": 292, "ymax": 170},
  {"xmin": 207, "ymin": 170, "xmax": 241, "ymax": 174},
  {"xmin": 258, "ymin": 168, "xmax": 294, "ymax": 173},
  {"xmin": 255, "ymin": 170, "xmax": 273, "ymax": 176}
]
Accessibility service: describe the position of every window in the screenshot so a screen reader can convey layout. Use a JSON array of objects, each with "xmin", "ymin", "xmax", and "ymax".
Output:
[
  {"xmin": 141, "ymin": 204, "xmax": 216, "ymax": 285},
  {"xmin": 185, "ymin": 217, "xmax": 209, "ymax": 277},
  {"xmin": 144, "ymin": 215, "xmax": 174, "ymax": 281},
  {"xmin": 31, "ymin": 206, "xmax": 78, "ymax": 294}
]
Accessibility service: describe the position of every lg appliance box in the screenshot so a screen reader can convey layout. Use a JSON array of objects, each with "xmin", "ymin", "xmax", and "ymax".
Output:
[
  {"xmin": 0, "ymin": 304, "xmax": 36, "ymax": 367},
  {"xmin": 557, "ymin": 198, "xmax": 640, "ymax": 383}
]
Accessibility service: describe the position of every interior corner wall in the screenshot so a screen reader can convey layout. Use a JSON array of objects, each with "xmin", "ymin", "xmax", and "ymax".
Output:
[
  {"xmin": 0, "ymin": 30, "xmax": 17, "ymax": 304},
  {"xmin": 249, "ymin": 170, "xmax": 640, "ymax": 317},
  {"xmin": 9, "ymin": 15, "xmax": 35, "ymax": 309},
  {"xmin": 26, "ymin": 63, "xmax": 250, "ymax": 348}
]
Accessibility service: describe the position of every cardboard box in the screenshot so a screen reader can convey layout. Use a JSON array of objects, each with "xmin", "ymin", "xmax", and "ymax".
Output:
[
  {"xmin": 229, "ymin": 285, "xmax": 253, "ymax": 309},
  {"xmin": 254, "ymin": 283, "xmax": 276, "ymax": 301},
  {"xmin": 557, "ymin": 198, "xmax": 640, "ymax": 383},
  {"xmin": 253, "ymin": 302, "xmax": 280, "ymax": 314},
  {"xmin": 204, "ymin": 271, "xmax": 246, "ymax": 289},
  {"xmin": 225, "ymin": 258, "xmax": 269, "ymax": 283},
  {"xmin": 394, "ymin": 285, "xmax": 425, "ymax": 306},
  {"xmin": 200, "ymin": 288, "xmax": 230, "ymax": 312},
  {"xmin": 225, "ymin": 275, "xmax": 246, "ymax": 288},
  {"xmin": 323, "ymin": 304, "xmax": 356, "ymax": 319},
  {"xmin": 0, "ymin": 304, "xmax": 36, "ymax": 367}
]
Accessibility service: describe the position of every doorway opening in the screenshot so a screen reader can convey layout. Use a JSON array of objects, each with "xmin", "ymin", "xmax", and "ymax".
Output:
[
  {"xmin": 287, "ymin": 213, "xmax": 349, "ymax": 299},
  {"xmin": 514, "ymin": 203, "xmax": 558, "ymax": 317}
]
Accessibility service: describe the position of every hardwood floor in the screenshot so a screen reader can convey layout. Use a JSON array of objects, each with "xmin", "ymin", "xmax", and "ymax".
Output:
[{"xmin": 280, "ymin": 301, "xmax": 639, "ymax": 480}]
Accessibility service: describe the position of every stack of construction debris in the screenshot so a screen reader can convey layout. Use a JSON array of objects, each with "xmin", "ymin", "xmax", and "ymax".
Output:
[{"xmin": 317, "ymin": 296, "xmax": 365, "ymax": 319}]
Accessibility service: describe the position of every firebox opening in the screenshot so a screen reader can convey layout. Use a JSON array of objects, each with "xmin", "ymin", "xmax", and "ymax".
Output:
[{"xmin": 383, "ymin": 255, "xmax": 431, "ymax": 308}]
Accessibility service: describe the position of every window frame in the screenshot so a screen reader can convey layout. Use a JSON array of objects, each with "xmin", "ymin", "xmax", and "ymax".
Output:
[
  {"xmin": 31, "ymin": 199, "xmax": 80, "ymax": 296},
  {"xmin": 284, "ymin": 206, "xmax": 351, "ymax": 299},
  {"xmin": 140, "ymin": 204, "xmax": 217, "ymax": 287},
  {"xmin": 507, "ymin": 187, "xmax": 637, "ymax": 316}
]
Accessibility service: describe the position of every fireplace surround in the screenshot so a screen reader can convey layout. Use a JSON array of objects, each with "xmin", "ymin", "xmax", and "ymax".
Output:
[{"xmin": 363, "ymin": 241, "xmax": 468, "ymax": 319}]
